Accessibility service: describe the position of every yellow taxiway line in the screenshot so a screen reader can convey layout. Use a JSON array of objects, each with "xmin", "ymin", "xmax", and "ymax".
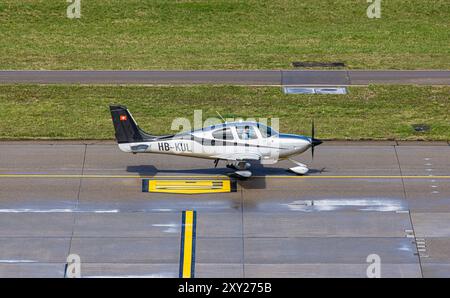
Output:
[
  {"xmin": 180, "ymin": 210, "xmax": 196, "ymax": 278},
  {"xmin": 1, "ymin": 174, "xmax": 450, "ymax": 179}
]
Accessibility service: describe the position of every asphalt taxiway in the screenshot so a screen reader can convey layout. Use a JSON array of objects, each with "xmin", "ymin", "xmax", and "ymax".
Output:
[
  {"xmin": 0, "ymin": 141, "xmax": 449, "ymax": 277},
  {"xmin": 0, "ymin": 70, "xmax": 450, "ymax": 86}
]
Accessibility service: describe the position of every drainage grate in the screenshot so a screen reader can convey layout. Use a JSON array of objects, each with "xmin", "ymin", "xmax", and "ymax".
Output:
[
  {"xmin": 292, "ymin": 61, "xmax": 346, "ymax": 68},
  {"xmin": 283, "ymin": 87, "xmax": 348, "ymax": 95},
  {"xmin": 412, "ymin": 124, "xmax": 430, "ymax": 132}
]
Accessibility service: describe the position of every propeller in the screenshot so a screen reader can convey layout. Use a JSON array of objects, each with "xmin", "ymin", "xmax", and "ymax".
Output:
[{"xmin": 310, "ymin": 119, "xmax": 322, "ymax": 159}]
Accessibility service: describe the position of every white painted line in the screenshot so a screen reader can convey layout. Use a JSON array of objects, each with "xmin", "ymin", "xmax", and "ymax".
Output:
[
  {"xmin": 0, "ymin": 208, "xmax": 119, "ymax": 213},
  {"xmin": 0, "ymin": 260, "xmax": 37, "ymax": 263},
  {"xmin": 152, "ymin": 223, "xmax": 179, "ymax": 233},
  {"xmin": 83, "ymin": 273, "xmax": 176, "ymax": 278},
  {"xmin": 152, "ymin": 224, "xmax": 178, "ymax": 227},
  {"xmin": 284, "ymin": 199, "xmax": 404, "ymax": 212}
]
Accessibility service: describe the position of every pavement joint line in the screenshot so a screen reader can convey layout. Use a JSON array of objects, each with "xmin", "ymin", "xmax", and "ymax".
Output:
[
  {"xmin": 65, "ymin": 143, "xmax": 87, "ymax": 277},
  {"xmin": 396, "ymin": 143, "xmax": 424, "ymax": 277},
  {"xmin": 0, "ymin": 236, "xmax": 425, "ymax": 240},
  {"xmin": 346, "ymin": 70, "xmax": 352, "ymax": 85}
]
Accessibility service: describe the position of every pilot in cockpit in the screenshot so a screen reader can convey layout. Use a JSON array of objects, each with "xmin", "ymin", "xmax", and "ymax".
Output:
[{"xmin": 242, "ymin": 126, "xmax": 252, "ymax": 140}]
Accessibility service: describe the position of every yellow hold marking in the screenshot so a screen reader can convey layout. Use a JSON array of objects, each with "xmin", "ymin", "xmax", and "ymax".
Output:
[{"xmin": 148, "ymin": 180, "xmax": 231, "ymax": 194}]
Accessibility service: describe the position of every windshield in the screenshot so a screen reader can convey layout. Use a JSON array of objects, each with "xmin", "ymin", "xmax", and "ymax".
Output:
[{"xmin": 257, "ymin": 123, "xmax": 278, "ymax": 138}]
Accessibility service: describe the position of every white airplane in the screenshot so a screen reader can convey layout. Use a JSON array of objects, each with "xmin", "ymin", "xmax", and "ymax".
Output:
[{"xmin": 110, "ymin": 105, "xmax": 322, "ymax": 178}]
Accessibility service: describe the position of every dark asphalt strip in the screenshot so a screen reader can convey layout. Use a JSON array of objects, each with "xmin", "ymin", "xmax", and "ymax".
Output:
[{"xmin": 0, "ymin": 70, "xmax": 449, "ymax": 85}]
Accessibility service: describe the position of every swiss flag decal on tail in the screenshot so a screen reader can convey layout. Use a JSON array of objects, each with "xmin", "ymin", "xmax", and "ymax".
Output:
[{"xmin": 120, "ymin": 115, "xmax": 127, "ymax": 121}]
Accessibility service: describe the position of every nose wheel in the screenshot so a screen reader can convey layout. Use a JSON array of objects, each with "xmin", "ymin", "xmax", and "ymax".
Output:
[{"xmin": 288, "ymin": 159, "xmax": 309, "ymax": 175}]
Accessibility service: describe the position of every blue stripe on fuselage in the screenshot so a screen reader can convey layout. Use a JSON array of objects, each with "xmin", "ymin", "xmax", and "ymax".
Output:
[{"xmin": 278, "ymin": 133, "xmax": 311, "ymax": 142}]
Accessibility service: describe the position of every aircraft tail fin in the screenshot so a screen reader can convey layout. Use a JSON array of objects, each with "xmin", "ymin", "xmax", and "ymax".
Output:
[{"xmin": 109, "ymin": 105, "xmax": 157, "ymax": 143}]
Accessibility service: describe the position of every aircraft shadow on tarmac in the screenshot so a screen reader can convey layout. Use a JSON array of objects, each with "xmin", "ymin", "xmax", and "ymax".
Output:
[{"xmin": 126, "ymin": 164, "xmax": 326, "ymax": 190}]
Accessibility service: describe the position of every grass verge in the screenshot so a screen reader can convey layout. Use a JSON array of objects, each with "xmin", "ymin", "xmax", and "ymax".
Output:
[
  {"xmin": 0, "ymin": 84, "xmax": 448, "ymax": 140},
  {"xmin": 0, "ymin": 0, "xmax": 449, "ymax": 70}
]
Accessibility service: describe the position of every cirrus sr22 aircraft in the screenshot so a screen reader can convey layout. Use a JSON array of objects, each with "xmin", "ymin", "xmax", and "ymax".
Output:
[{"xmin": 110, "ymin": 105, "xmax": 322, "ymax": 178}]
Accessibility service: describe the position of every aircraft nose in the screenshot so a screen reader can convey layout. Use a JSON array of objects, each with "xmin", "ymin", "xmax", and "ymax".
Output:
[{"xmin": 311, "ymin": 138, "xmax": 323, "ymax": 147}]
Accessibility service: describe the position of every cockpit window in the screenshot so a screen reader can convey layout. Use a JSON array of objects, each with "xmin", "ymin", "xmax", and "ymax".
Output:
[
  {"xmin": 257, "ymin": 123, "xmax": 277, "ymax": 138},
  {"xmin": 236, "ymin": 125, "xmax": 258, "ymax": 140},
  {"xmin": 212, "ymin": 128, "xmax": 234, "ymax": 140}
]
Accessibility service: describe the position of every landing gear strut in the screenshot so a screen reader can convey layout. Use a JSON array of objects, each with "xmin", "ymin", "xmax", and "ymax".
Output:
[{"xmin": 226, "ymin": 161, "xmax": 251, "ymax": 170}]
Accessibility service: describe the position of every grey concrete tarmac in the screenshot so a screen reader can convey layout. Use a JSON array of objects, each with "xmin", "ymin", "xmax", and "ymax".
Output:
[{"xmin": 0, "ymin": 142, "xmax": 449, "ymax": 277}]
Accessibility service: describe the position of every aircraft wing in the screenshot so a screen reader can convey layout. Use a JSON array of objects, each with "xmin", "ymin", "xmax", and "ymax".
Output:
[{"xmin": 212, "ymin": 153, "xmax": 261, "ymax": 161}]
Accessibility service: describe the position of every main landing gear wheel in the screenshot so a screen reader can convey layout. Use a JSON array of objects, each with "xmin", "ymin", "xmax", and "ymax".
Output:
[
  {"xmin": 220, "ymin": 161, "xmax": 252, "ymax": 179},
  {"xmin": 229, "ymin": 162, "xmax": 252, "ymax": 179},
  {"xmin": 229, "ymin": 170, "xmax": 252, "ymax": 179}
]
